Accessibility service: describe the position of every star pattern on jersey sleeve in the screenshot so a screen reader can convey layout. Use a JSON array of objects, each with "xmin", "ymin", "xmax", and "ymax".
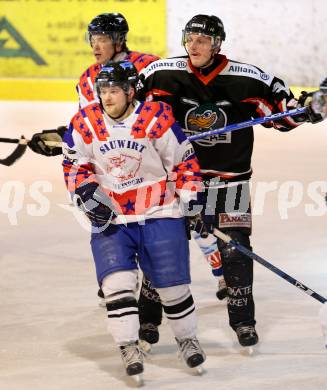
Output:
[{"xmin": 122, "ymin": 199, "xmax": 136, "ymax": 213}]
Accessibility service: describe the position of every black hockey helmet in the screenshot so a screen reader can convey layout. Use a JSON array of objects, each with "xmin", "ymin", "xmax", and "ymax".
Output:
[
  {"xmin": 182, "ymin": 14, "xmax": 226, "ymax": 47},
  {"xmin": 95, "ymin": 60, "xmax": 138, "ymax": 94},
  {"xmin": 87, "ymin": 13, "xmax": 129, "ymax": 44}
]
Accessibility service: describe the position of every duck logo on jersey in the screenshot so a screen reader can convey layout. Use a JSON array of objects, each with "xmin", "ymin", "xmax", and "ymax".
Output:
[
  {"xmin": 183, "ymin": 100, "xmax": 231, "ymax": 146},
  {"xmin": 107, "ymin": 153, "xmax": 142, "ymax": 181}
]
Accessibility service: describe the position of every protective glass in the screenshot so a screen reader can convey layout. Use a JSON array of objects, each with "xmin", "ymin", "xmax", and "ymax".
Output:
[
  {"xmin": 182, "ymin": 31, "xmax": 221, "ymax": 49},
  {"xmin": 86, "ymin": 31, "xmax": 123, "ymax": 46},
  {"xmin": 96, "ymin": 80, "xmax": 130, "ymax": 95}
]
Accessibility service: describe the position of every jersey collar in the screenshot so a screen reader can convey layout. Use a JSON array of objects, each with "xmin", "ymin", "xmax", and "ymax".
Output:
[{"xmin": 188, "ymin": 54, "xmax": 228, "ymax": 85}]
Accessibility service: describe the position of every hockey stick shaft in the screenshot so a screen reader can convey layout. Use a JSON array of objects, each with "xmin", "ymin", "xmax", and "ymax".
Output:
[
  {"xmin": 213, "ymin": 228, "xmax": 327, "ymax": 304},
  {"xmin": 0, "ymin": 106, "xmax": 307, "ymax": 165},
  {"xmin": 1, "ymin": 107, "xmax": 307, "ymax": 146},
  {"xmin": 188, "ymin": 107, "xmax": 307, "ymax": 141},
  {"xmin": 0, "ymin": 137, "xmax": 22, "ymax": 144}
]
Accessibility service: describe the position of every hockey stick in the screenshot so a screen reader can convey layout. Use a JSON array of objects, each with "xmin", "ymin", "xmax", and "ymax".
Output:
[
  {"xmin": 0, "ymin": 106, "xmax": 307, "ymax": 166},
  {"xmin": 213, "ymin": 228, "xmax": 326, "ymax": 304},
  {"xmin": 0, "ymin": 137, "xmax": 61, "ymax": 166},
  {"xmin": 188, "ymin": 106, "xmax": 307, "ymax": 142}
]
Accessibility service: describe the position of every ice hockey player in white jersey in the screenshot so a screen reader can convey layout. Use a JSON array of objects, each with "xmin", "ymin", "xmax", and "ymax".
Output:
[
  {"xmin": 62, "ymin": 61, "xmax": 206, "ymax": 381},
  {"xmin": 25, "ymin": 11, "xmax": 164, "ymax": 348},
  {"xmin": 26, "ymin": 12, "xmax": 227, "ymax": 351}
]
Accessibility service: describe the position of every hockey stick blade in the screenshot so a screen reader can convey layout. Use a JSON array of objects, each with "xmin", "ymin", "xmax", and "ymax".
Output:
[
  {"xmin": 188, "ymin": 107, "xmax": 307, "ymax": 142},
  {"xmin": 0, "ymin": 137, "xmax": 28, "ymax": 166},
  {"xmin": 213, "ymin": 228, "xmax": 327, "ymax": 304}
]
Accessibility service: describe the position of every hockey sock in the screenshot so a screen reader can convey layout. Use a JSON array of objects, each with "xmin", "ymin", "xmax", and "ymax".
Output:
[
  {"xmin": 192, "ymin": 231, "xmax": 223, "ymax": 277},
  {"xmin": 157, "ymin": 284, "xmax": 197, "ymax": 340},
  {"xmin": 102, "ymin": 270, "xmax": 140, "ymax": 345}
]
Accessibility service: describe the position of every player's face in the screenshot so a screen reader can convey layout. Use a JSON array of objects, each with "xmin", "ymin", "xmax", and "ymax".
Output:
[
  {"xmin": 185, "ymin": 33, "xmax": 216, "ymax": 67},
  {"xmin": 90, "ymin": 34, "xmax": 121, "ymax": 64},
  {"xmin": 99, "ymin": 85, "xmax": 133, "ymax": 118}
]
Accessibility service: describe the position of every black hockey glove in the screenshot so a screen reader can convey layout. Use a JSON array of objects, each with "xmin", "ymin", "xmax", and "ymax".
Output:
[
  {"xmin": 187, "ymin": 213, "xmax": 209, "ymax": 238},
  {"xmin": 184, "ymin": 193, "xmax": 216, "ymax": 239},
  {"xmin": 74, "ymin": 182, "xmax": 116, "ymax": 226},
  {"xmin": 28, "ymin": 126, "xmax": 67, "ymax": 156}
]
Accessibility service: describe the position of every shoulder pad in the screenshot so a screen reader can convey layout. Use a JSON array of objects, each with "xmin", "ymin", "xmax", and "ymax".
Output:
[{"xmin": 220, "ymin": 60, "xmax": 273, "ymax": 85}]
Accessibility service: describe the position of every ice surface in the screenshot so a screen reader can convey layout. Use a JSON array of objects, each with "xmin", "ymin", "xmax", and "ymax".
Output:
[{"xmin": 0, "ymin": 102, "xmax": 326, "ymax": 389}]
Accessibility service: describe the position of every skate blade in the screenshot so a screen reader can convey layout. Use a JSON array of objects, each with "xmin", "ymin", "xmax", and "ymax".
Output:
[
  {"xmin": 139, "ymin": 339, "xmax": 152, "ymax": 354},
  {"xmin": 98, "ymin": 299, "xmax": 106, "ymax": 308},
  {"xmin": 240, "ymin": 345, "xmax": 256, "ymax": 356},
  {"xmin": 177, "ymin": 355, "xmax": 206, "ymax": 376},
  {"xmin": 128, "ymin": 373, "xmax": 144, "ymax": 387},
  {"xmin": 193, "ymin": 364, "xmax": 205, "ymax": 375}
]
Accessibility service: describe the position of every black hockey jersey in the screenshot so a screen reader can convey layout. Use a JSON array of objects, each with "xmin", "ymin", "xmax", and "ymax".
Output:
[{"xmin": 140, "ymin": 54, "xmax": 300, "ymax": 181}]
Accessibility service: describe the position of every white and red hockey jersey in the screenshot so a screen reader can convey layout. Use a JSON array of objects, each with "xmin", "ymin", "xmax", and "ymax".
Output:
[
  {"xmin": 62, "ymin": 100, "xmax": 202, "ymax": 224},
  {"xmin": 76, "ymin": 51, "xmax": 160, "ymax": 109}
]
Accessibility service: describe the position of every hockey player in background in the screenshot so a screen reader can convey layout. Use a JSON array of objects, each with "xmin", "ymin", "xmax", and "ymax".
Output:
[
  {"xmin": 76, "ymin": 12, "xmax": 159, "ymax": 108},
  {"xmin": 139, "ymin": 14, "xmax": 325, "ymax": 348},
  {"xmin": 29, "ymin": 12, "xmax": 159, "ymax": 153},
  {"xmin": 62, "ymin": 61, "xmax": 206, "ymax": 380}
]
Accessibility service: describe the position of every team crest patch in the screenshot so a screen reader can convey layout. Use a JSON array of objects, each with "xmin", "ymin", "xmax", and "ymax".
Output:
[
  {"xmin": 219, "ymin": 213, "xmax": 252, "ymax": 228},
  {"xmin": 107, "ymin": 153, "xmax": 142, "ymax": 181},
  {"xmin": 183, "ymin": 100, "xmax": 231, "ymax": 146}
]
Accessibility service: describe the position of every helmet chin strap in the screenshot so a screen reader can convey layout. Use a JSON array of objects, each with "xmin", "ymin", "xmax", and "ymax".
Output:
[
  {"xmin": 199, "ymin": 45, "xmax": 221, "ymax": 68},
  {"xmin": 100, "ymin": 35, "xmax": 123, "ymax": 62},
  {"xmin": 200, "ymin": 56, "xmax": 215, "ymax": 69},
  {"xmin": 185, "ymin": 44, "xmax": 220, "ymax": 69},
  {"xmin": 108, "ymin": 99, "xmax": 135, "ymax": 121}
]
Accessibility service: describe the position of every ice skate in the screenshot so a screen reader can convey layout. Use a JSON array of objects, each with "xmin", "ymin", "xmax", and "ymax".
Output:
[
  {"xmin": 236, "ymin": 325, "xmax": 258, "ymax": 355},
  {"xmin": 216, "ymin": 277, "xmax": 227, "ymax": 301},
  {"xmin": 120, "ymin": 341, "xmax": 144, "ymax": 384},
  {"xmin": 139, "ymin": 323, "xmax": 159, "ymax": 353},
  {"xmin": 176, "ymin": 337, "xmax": 206, "ymax": 374},
  {"xmin": 97, "ymin": 288, "xmax": 106, "ymax": 308}
]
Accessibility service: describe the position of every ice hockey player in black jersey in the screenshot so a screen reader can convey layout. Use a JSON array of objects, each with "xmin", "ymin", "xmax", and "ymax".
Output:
[{"xmin": 139, "ymin": 14, "xmax": 325, "ymax": 348}]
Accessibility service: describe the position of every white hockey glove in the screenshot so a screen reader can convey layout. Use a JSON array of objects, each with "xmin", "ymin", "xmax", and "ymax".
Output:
[
  {"xmin": 311, "ymin": 78, "xmax": 327, "ymax": 116},
  {"xmin": 295, "ymin": 91, "xmax": 324, "ymax": 123}
]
